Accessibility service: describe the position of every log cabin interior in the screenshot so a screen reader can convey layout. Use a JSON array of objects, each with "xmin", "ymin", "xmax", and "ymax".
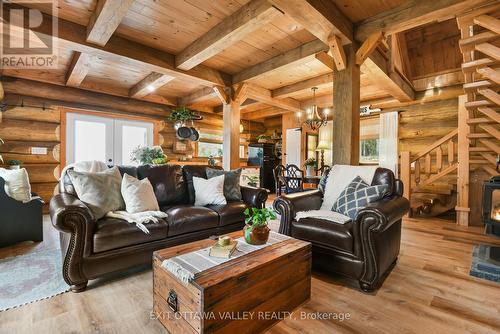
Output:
[{"xmin": 0, "ymin": 0, "xmax": 499, "ymax": 333}]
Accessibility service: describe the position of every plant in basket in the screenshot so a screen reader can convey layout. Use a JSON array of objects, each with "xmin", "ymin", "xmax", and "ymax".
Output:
[{"xmin": 243, "ymin": 207, "xmax": 277, "ymax": 245}]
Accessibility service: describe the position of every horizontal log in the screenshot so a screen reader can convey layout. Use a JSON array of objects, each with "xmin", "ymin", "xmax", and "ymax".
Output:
[
  {"xmin": 1, "ymin": 106, "xmax": 60, "ymax": 123},
  {"xmin": 17, "ymin": 164, "xmax": 60, "ymax": 183},
  {"xmin": 0, "ymin": 119, "xmax": 60, "ymax": 142},
  {"xmin": 0, "ymin": 140, "xmax": 60, "ymax": 155},
  {"xmin": 3, "ymin": 77, "xmax": 170, "ymax": 118},
  {"xmin": 30, "ymin": 182, "xmax": 58, "ymax": 202},
  {"xmin": 1, "ymin": 152, "xmax": 59, "ymax": 164}
]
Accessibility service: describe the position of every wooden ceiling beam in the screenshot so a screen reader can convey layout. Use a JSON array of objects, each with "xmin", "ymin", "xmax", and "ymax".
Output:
[
  {"xmin": 272, "ymin": 73, "xmax": 333, "ymax": 99},
  {"xmin": 364, "ymin": 49, "xmax": 415, "ymax": 101},
  {"xmin": 129, "ymin": 72, "xmax": 174, "ymax": 99},
  {"xmin": 178, "ymin": 87, "xmax": 218, "ymax": 106},
  {"xmin": 4, "ymin": 3, "xmax": 231, "ymax": 87},
  {"xmin": 233, "ymin": 39, "xmax": 328, "ymax": 83},
  {"xmin": 355, "ymin": 0, "xmax": 493, "ymax": 41},
  {"xmin": 241, "ymin": 107, "xmax": 289, "ymax": 120},
  {"xmin": 268, "ymin": 0, "xmax": 353, "ymax": 45},
  {"xmin": 328, "ymin": 34, "xmax": 347, "ymax": 70},
  {"xmin": 86, "ymin": 0, "xmax": 135, "ymax": 46},
  {"xmin": 66, "ymin": 52, "xmax": 91, "ymax": 87},
  {"xmin": 315, "ymin": 52, "xmax": 335, "ymax": 70},
  {"xmin": 246, "ymin": 84, "xmax": 302, "ymax": 113},
  {"xmin": 175, "ymin": 0, "xmax": 283, "ymax": 70},
  {"xmin": 356, "ymin": 32, "xmax": 384, "ymax": 65}
]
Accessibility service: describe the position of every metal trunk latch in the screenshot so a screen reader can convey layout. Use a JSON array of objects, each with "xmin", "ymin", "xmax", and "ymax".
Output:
[{"xmin": 167, "ymin": 290, "xmax": 178, "ymax": 313}]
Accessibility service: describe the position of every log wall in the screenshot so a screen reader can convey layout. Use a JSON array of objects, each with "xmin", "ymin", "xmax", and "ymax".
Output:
[
  {"xmin": 398, "ymin": 98, "xmax": 458, "ymax": 156},
  {"xmin": 0, "ymin": 93, "xmax": 266, "ymax": 211}
]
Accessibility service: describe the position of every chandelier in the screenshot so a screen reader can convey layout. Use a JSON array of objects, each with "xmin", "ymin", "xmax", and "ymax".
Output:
[{"xmin": 297, "ymin": 87, "xmax": 329, "ymax": 131}]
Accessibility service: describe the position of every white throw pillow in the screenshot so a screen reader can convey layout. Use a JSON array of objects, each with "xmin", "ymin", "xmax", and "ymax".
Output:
[
  {"xmin": 0, "ymin": 168, "xmax": 32, "ymax": 202},
  {"xmin": 121, "ymin": 173, "xmax": 159, "ymax": 213},
  {"xmin": 193, "ymin": 175, "xmax": 226, "ymax": 206}
]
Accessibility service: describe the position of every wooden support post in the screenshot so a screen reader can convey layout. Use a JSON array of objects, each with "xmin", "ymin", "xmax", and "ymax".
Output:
[
  {"xmin": 222, "ymin": 98, "xmax": 241, "ymax": 170},
  {"xmin": 400, "ymin": 151, "xmax": 411, "ymax": 217},
  {"xmin": 332, "ymin": 43, "xmax": 360, "ymax": 165},
  {"xmin": 456, "ymin": 94, "xmax": 470, "ymax": 226}
]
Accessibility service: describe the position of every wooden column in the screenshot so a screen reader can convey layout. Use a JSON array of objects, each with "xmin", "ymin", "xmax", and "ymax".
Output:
[
  {"xmin": 332, "ymin": 43, "xmax": 360, "ymax": 165},
  {"xmin": 456, "ymin": 94, "xmax": 470, "ymax": 226},
  {"xmin": 222, "ymin": 99, "xmax": 241, "ymax": 170},
  {"xmin": 400, "ymin": 151, "xmax": 411, "ymax": 217}
]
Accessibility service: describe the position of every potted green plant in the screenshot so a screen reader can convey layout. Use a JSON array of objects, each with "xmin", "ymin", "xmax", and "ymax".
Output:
[
  {"xmin": 304, "ymin": 157, "xmax": 316, "ymax": 176},
  {"xmin": 168, "ymin": 106, "xmax": 195, "ymax": 128},
  {"xmin": 256, "ymin": 134, "xmax": 270, "ymax": 143},
  {"xmin": 8, "ymin": 159, "xmax": 22, "ymax": 170},
  {"xmin": 243, "ymin": 207, "xmax": 277, "ymax": 245},
  {"xmin": 130, "ymin": 146, "xmax": 168, "ymax": 165}
]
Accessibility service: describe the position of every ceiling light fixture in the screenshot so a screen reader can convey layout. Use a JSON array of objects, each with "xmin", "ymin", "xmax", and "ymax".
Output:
[{"xmin": 297, "ymin": 87, "xmax": 328, "ymax": 131}]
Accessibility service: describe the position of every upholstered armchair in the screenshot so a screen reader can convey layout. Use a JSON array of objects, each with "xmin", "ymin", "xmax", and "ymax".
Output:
[
  {"xmin": 0, "ymin": 177, "xmax": 44, "ymax": 247},
  {"xmin": 273, "ymin": 167, "xmax": 409, "ymax": 292}
]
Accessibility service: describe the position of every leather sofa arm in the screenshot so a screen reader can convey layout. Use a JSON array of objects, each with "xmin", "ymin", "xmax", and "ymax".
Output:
[
  {"xmin": 273, "ymin": 190, "xmax": 323, "ymax": 235},
  {"xmin": 356, "ymin": 196, "xmax": 409, "ymax": 232},
  {"xmin": 50, "ymin": 193, "xmax": 94, "ymax": 233},
  {"xmin": 240, "ymin": 185, "xmax": 268, "ymax": 209}
]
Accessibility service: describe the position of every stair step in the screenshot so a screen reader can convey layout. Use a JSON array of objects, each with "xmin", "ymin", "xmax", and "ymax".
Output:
[
  {"xmin": 465, "ymin": 100, "xmax": 493, "ymax": 109},
  {"xmin": 478, "ymin": 88, "xmax": 500, "ymax": 106},
  {"xmin": 467, "ymin": 117, "xmax": 496, "ymax": 125},
  {"xmin": 475, "ymin": 43, "xmax": 500, "ymax": 62},
  {"xmin": 463, "ymin": 80, "xmax": 494, "ymax": 91},
  {"xmin": 477, "ymin": 67, "xmax": 500, "ymax": 85},
  {"xmin": 459, "ymin": 31, "xmax": 498, "ymax": 53},
  {"xmin": 462, "ymin": 58, "xmax": 496, "ymax": 72}
]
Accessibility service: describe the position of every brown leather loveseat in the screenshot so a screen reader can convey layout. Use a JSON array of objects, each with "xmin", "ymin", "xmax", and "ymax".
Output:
[
  {"xmin": 50, "ymin": 164, "xmax": 268, "ymax": 292},
  {"xmin": 273, "ymin": 167, "xmax": 409, "ymax": 292}
]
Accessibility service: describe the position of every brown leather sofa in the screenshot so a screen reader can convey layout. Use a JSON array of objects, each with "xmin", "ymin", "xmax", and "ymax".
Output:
[
  {"xmin": 50, "ymin": 164, "xmax": 268, "ymax": 292},
  {"xmin": 273, "ymin": 167, "xmax": 409, "ymax": 292}
]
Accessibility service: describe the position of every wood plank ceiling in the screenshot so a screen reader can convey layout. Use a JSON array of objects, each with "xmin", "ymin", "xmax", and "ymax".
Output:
[{"xmin": 1, "ymin": 0, "xmax": 478, "ymax": 121}]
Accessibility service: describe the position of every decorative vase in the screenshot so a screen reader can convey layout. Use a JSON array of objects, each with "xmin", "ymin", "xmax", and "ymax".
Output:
[
  {"xmin": 306, "ymin": 165, "xmax": 314, "ymax": 176},
  {"xmin": 243, "ymin": 224, "xmax": 270, "ymax": 245},
  {"xmin": 9, "ymin": 165, "xmax": 21, "ymax": 170}
]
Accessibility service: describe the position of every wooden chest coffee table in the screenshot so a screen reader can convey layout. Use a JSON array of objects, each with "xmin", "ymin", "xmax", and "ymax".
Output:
[{"xmin": 153, "ymin": 231, "xmax": 311, "ymax": 334}]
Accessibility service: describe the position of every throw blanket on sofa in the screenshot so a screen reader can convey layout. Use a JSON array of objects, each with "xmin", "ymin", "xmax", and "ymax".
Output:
[
  {"xmin": 61, "ymin": 160, "xmax": 167, "ymax": 234},
  {"xmin": 106, "ymin": 211, "xmax": 168, "ymax": 234},
  {"xmin": 320, "ymin": 165, "xmax": 378, "ymax": 211},
  {"xmin": 162, "ymin": 232, "xmax": 291, "ymax": 285},
  {"xmin": 295, "ymin": 210, "xmax": 352, "ymax": 224}
]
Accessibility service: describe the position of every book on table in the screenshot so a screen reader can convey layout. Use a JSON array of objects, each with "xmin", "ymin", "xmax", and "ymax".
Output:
[{"xmin": 209, "ymin": 240, "xmax": 237, "ymax": 258}]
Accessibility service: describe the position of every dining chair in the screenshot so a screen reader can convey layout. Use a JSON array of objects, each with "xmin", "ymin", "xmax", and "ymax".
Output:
[{"xmin": 284, "ymin": 164, "xmax": 304, "ymax": 194}]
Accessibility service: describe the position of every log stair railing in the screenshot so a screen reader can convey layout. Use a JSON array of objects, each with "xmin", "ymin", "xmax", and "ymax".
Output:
[
  {"xmin": 455, "ymin": 5, "xmax": 500, "ymax": 225},
  {"xmin": 401, "ymin": 129, "xmax": 459, "ymax": 217}
]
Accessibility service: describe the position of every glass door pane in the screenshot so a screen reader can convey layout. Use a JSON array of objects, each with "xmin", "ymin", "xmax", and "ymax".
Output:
[
  {"xmin": 66, "ymin": 113, "xmax": 114, "ymax": 165},
  {"xmin": 114, "ymin": 119, "xmax": 154, "ymax": 165}
]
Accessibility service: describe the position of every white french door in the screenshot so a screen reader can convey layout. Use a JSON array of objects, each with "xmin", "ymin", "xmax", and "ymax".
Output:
[
  {"xmin": 285, "ymin": 128, "xmax": 302, "ymax": 166},
  {"xmin": 66, "ymin": 112, "xmax": 153, "ymax": 166}
]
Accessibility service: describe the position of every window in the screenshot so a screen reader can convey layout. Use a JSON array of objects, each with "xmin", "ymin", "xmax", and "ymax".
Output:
[
  {"xmin": 360, "ymin": 139, "xmax": 379, "ymax": 163},
  {"xmin": 66, "ymin": 112, "xmax": 153, "ymax": 166},
  {"xmin": 197, "ymin": 142, "xmax": 223, "ymax": 157}
]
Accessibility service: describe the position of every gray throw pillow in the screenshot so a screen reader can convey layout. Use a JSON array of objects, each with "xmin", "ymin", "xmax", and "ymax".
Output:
[
  {"xmin": 206, "ymin": 168, "xmax": 242, "ymax": 202},
  {"xmin": 67, "ymin": 167, "xmax": 125, "ymax": 219},
  {"xmin": 333, "ymin": 176, "xmax": 388, "ymax": 220}
]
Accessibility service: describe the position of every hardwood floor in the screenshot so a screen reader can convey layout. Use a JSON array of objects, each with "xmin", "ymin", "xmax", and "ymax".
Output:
[{"xmin": 1, "ymin": 214, "xmax": 499, "ymax": 333}]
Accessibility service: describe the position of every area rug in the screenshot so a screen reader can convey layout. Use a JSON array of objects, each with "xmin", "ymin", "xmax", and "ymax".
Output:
[{"xmin": 0, "ymin": 249, "xmax": 69, "ymax": 311}]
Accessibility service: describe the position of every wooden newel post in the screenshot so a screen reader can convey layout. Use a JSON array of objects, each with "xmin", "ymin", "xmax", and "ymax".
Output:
[{"xmin": 400, "ymin": 151, "xmax": 411, "ymax": 217}]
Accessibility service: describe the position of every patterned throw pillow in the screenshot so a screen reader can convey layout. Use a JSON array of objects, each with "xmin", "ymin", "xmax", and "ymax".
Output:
[
  {"xmin": 333, "ymin": 176, "xmax": 388, "ymax": 220},
  {"xmin": 206, "ymin": 168, "xmax": 242, "ymax": 201}
]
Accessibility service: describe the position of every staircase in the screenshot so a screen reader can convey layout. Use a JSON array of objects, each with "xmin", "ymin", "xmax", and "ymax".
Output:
[{"xmin": 401, "ymin": 130, "xmax": 459, "ymax": 217}]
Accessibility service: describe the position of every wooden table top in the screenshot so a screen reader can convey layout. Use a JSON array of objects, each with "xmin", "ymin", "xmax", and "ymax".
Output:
[{"xmin": 153, "ymin": 231, "xmax": 311, "ymax": 289}]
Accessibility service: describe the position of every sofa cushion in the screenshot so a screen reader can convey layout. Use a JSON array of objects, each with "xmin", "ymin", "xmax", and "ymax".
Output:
[
  {"xmin": 183, "ymin": 165, "xmax": 222, "ymax": 204},
  {"xmin": 162, "ymin": 204, "xmax": 219, "ymax": 236},
  {"xmin": 291, "ymin": 218, "xmax": 354, "ymax": 253},
  {"xmin": 206, "ymin": 202, "xmax": 249, "ymax": 226},
  {"xmin": 206, "ymin": 168, "xmax": 242, "ymax": 201},
  {"xmin": 138, "ymin": 164, "xmax": 187, "ymax": 206},
  {"xmin": 93, "ymin": 217, "xmax": 168, "ymax": 253}
]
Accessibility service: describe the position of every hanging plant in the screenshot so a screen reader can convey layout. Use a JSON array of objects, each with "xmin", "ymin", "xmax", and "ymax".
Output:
[{"xmin": 168, "ymin": 106, "xmax": 196, "ymax": 123}]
